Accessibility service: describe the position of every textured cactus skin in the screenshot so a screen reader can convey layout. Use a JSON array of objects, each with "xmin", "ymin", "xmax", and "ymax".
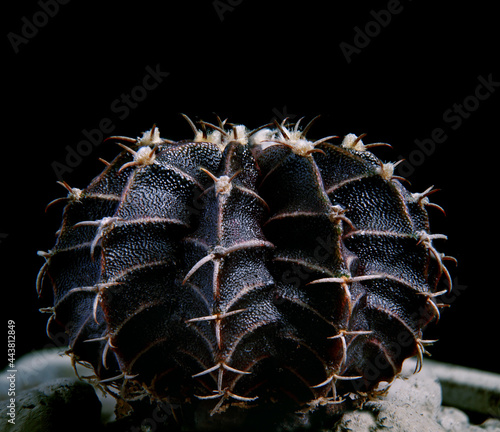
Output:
[{"xmin": 37, "ymin": 119, "xmax": 452, "ymax": 427}]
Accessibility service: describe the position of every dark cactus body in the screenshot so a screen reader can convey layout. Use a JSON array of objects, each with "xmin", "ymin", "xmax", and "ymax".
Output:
[{"xmin": 37, "ymin": 119, "xmax": 452, "ymax": 428}]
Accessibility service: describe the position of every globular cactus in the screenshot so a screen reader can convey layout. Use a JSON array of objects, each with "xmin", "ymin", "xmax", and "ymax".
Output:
[{"xmin": 37, "ymin": 117, "xmax": 453, "ymax": 429}]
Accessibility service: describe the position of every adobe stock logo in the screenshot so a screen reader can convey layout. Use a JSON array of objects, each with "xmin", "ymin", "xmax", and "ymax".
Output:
[
  {"xmin": 213, "ymin": 0, "xmax": 244, "ymax": 21},
  {"xmin": 51, "ymin": 64, "xmax": 169, "ymax": 181},
  {"xmin": 396, "ymin": 73, "xmax": 499, "ymax": 178},
  {"xmin": 339, "ymin": 0, "xmax": 412, "ymax": 64},
  {"xmin": 7, "ymin": 0, "xmax": 71, "ymax": 54}
]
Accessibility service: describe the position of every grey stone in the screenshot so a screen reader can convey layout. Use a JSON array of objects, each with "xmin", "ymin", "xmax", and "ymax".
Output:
[
  {"xmin": 425, "ymin": 359, "xmax": 500, "ymax": 417},
  {"xmin": 332, "ymin": 410, "xmax": 377, "ymax": 431},
  {"xmin": 333, "ymin": 358, "xmax": 445, "ymax": 432},
  {"xmin": 479, "ymin": 418, "xmax": 500, "ymax": 431},
  {"xmin": 436, "ymin": 407, "xmax": 500, "ymax": 432},
  {"xmin": 379, "ymin": 358, "xmax": 442, "ymax": 416},
  {"xmin": 0, "ymin": 378, "xmax": 102, "ymax": 432},
  {"xmin": 332, "ymin": 358, "xmax": 500, "ymax": 432},
  {"xmin": 373, "ymin": 403, "xmax": 445, "ymax": 432},
  {"xmin": 0, "ymin": 348, "xmax": 117, "ymax": 424},
  {"xmin": 436, "ymin": 406, "xmax": 471, "ymax": 431},
  {"xmin": 0, "ymin": 348, "xmax": 77, "ymax": 399}
]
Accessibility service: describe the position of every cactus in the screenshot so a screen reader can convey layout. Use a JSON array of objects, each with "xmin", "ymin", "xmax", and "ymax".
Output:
[{"xmin": 37, "ymin": 117, "xmax": 453, "ymax": 428}]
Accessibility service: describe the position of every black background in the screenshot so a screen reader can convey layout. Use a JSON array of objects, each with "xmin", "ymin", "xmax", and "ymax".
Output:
[{"xmin": 3, "ymin": 1, "xmax": 498, "ymax": 374}]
